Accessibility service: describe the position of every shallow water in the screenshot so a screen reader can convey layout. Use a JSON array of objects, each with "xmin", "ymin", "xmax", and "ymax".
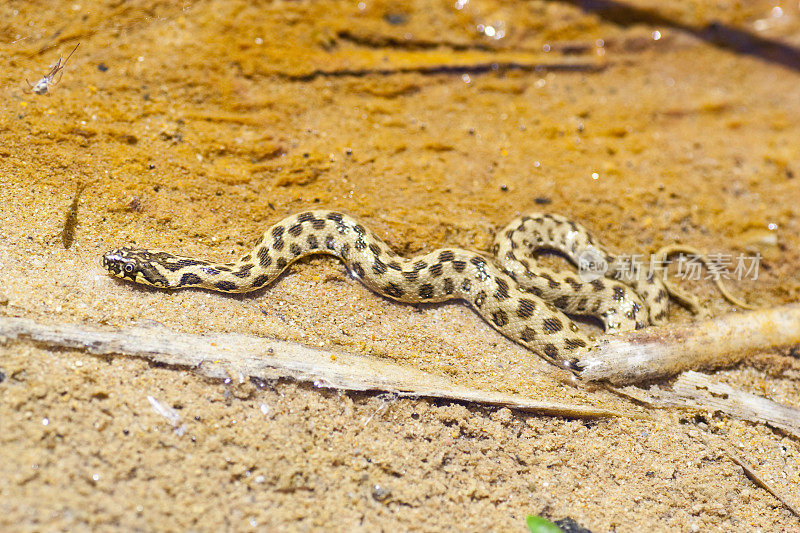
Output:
[{"xmin": 1, "ymin": 1, "xmax": 799, "ymax": 530}]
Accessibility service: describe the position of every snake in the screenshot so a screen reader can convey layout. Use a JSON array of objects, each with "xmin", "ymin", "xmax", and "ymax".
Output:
[{"xmin": 102, "ymin": 210, "xmax": 736, "ymax": 369}]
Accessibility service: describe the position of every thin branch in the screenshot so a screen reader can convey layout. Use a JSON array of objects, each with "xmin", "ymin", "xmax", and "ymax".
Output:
[
  {"xmin": 577, "ymin": 304, "xmax": 800, "ymax": 384},
  {"xmin": 279, "ymin": 61, "xmax": 604, "ymax": 81},
  {"xmin": 0, "ymin": 316, "xmax": 636, "ymax": 420},
  {"xmin": 615, "ymin": 371, "xmax": 800, "ymax": 438}
]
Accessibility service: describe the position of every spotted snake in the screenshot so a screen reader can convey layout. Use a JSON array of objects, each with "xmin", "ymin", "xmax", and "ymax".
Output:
[{"xmin": 103, "ymin": 210, "xmax": 744, "ymax": 369}]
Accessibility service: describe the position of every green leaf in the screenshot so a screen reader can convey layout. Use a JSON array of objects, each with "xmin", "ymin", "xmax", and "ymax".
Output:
[{"xmin": 525, "ymin": 515, "xmax": 563, "ymax": 533}]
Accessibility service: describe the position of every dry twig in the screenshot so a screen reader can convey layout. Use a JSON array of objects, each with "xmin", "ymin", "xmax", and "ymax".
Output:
[
  {"xmin": 0, "ymin": 316, "xmax": 636, "ymax": 420},
  {"xmin": 578, "ymin": 304, "xmax": 800, "ymax": 384}
]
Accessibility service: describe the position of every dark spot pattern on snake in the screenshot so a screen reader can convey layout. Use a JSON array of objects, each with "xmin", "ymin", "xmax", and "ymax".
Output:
[{"xmin": 101, "ymin": 209, "xmax": 701, "ymax": 369}]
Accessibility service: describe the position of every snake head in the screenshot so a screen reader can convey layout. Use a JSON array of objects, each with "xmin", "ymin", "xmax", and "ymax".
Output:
[{"xmin": 102, "ymin": 247, "xmax": 170, "ymax": 288}]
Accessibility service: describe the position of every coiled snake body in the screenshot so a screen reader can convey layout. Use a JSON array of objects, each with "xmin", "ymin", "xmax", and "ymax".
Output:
[{"xmin": 103, "ymin": 210, "xmax": 688, "ymax": 367}]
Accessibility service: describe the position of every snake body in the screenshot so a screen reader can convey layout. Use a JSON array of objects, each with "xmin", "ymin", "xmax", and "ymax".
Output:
[{"xmin": 103, "ymin": 210, "xmax": 672, "ymax": 367}]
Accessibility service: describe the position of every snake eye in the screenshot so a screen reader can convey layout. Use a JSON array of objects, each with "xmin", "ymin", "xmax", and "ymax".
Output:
[{"xmin": 124, "ymin": 264, "xmax": 134, "ymax": 273}]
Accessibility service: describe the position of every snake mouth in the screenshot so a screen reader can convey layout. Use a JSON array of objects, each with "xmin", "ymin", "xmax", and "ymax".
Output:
[
  {"xmin": 102, "ymin": 248, "xmax": 173, "ymax": 288},
  {"xmin": 102, "ymin": 249, "xmax": 136, "ymax": 278}
]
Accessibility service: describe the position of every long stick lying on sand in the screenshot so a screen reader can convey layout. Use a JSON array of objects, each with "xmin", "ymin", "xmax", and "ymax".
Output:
[
  {"xmin": 0, "ymin": 316, "xmax": 635, "ymax": 420},
  {"xmin": 577, "ymin": 303, "xmax": 800, "ymax": 384}
]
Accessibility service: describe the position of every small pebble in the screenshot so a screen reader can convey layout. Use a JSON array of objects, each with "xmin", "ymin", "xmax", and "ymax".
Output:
[
  {"xmin": 383, "ymin": 13, "xmax": 407, "ymax": 25},
  {"xmin": 372, "ymin": 484, "xmax": 391, "ymax": 501}
]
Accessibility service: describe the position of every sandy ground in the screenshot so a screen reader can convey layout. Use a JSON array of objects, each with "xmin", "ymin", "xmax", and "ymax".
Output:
[{"xmin": 1, "ymin": 0, "xmax": 800, "ymax": 531}]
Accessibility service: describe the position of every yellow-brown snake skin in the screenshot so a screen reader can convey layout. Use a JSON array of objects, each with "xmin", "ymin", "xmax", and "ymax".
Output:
[{"xmin": 103, "ymin": 210, "xmax": 673, "ymax": 368}]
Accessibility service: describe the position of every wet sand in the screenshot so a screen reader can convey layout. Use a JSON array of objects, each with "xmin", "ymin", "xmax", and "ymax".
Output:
[{"xmin": 1, "ymin": 1, "xmax": 799, "ymax": 530}]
